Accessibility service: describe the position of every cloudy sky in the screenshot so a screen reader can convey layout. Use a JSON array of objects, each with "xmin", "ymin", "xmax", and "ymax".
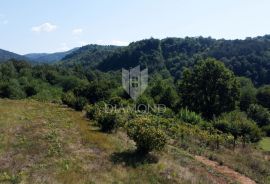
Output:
[{"xmin": 0, "ymin": 0, "xmax": 270, "ymax": 54}]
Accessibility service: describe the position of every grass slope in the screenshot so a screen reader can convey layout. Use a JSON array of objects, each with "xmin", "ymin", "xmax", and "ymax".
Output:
[
  {"xmin": 259, "ymin": 137, "xmax": 270, "ymax": 152},
  {"xmin": 0, "ymin": 99, "xmax": 230, "ymax": 184}
]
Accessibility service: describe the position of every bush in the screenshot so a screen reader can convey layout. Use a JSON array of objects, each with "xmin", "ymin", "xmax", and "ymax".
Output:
[
  {"xmin": 73, "ymin": 97, "xmax": 88, "ymax": 111},
  {"xmin": 108, "ymin": 96, "xmax": 125, "ymax": 108},
  {"xmin": 177, "ymin": 108, "xmax": 204, "ymax": 125},
  {"xmin": 127, "ymin": 116, "xmax": 167, "ymax": 154},
  {"xmin": 256, "ymin": 85, "xmax": 270, "ymax": 109},
  {"xmin": 262, "ymin": 125, "xmax": 270, "ymax": 136},
  {"xmin": 85, "ymin": 102, "xmax": 106, "ymax": 120},
  {"xmin": 97, "ymin": 113, "xmax": 119, "ymax": 133},
  {"xmin": 215, "ymin": 111, "xmax": 262, "ymax": 147},
  {"xmin": 61, "ymin": 91, "xmax": 76, "ymax": 107},
  {"xmin": 247, "ymin": 104, "xmax": 270, "ymax": 127}
]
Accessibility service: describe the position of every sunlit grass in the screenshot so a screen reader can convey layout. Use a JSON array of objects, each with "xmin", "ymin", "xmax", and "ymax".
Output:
[
  {"xmin": 0, "ymin": 99, "xmax": 235, "ymax": 184},
  {"xmin": 259, "ymin": 137, "xmax": 270, "ymax": 151}
]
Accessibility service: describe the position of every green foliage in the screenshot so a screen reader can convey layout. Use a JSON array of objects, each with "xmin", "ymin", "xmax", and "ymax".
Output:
[
  {"xmin": 85, "ymin": 102, "xmax": 106, "ymax": 120},
  {"xmin": 61, "ymin": 91, "xmax": 76, "ymax": 107},
  {"xmin": 215, "ymin": 111, "xmax": 262, "ymax": 146},
  {"xmin": 135, "ymin": 95, "xmax": 155, "ymax": 111},
  {"xmin": 262, "ymin": 125, "xmax": 270, "ymax": 136},
  {"xmin": 180, "ymin": 58, "xmax": 240, "ymax": 119},
  {"xmin": 127, "ymin": 116, "xmax": 167, "ymax": 154},
  {"xmin": 247, "ymin": 104, "xmax": 270, "ymax": 127},
  {"xmin": 256, "ymin": 85, "xmax": 270, "ymax": 109},
  {"xmin": 238, "ymin": 77, "xmax": 257, "ymax": 111},
  {"xmin": 97, "ymin": 113, "xmax": 119, "ymax": 133},
  {"xmin": 159, "ymin": 86, "xmax": 178, "ymax": 109},
  {"xmin": 0, "ymin": 79, "xmax": 26, "ymax": 99},
  {"xmin": 177, "ymin": 108, "xmax": 204, "ymax": 125},
  {"xmin": 73, "ymin": 96, "xmax": 88, "ymax": 111},
  {"xmin": 85, "ymin": 104, "xmax": 99, "ymax": 120}
]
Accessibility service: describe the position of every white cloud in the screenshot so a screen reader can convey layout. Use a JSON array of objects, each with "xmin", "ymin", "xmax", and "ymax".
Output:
[
  {"xmin": 72, "ymin": 28, "xmax": 83, "ymax": 35},
  {"xmin": 31, "ymin": 22, "xmax": 58, "ymax": 33},
  {"xmin": 95, "ymin": 40, "xmax": 129, "ymax": 46}
]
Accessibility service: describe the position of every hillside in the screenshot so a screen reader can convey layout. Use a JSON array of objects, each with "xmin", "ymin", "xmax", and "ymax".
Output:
[
  {"xmin": 24, "ymin": 48, "xmax": 78, "ymax": 64},
  {"xmin": 98, "ymin": 36, "xmax": 270, "ymax": 85},
  {"xmin": 59, "ymin": 45, "xmax": 120, "ymax": 67},
  {"xmin": 0, "ymin": 99, "xmax": 261, "ymax": 184},
  {"xmin": 57, "ymin": 36, "xmax": 270, "ymax": 85},
  {"xmin": 0, "ymin": 49, "xmax": 26, "ymax": 62}
]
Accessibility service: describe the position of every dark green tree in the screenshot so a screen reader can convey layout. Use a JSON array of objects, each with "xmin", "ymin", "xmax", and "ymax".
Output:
[
  {"xmin": 256, "ymin": 85, "xmax": 270, "ymax": 109},
  {"xmin": 180, "ymin": 58, "xmax": 240, "ymax": 119},
  {"xmin": 238, "ymin": 77, "xmax": 257, "ymax": 111},
  {"xmin": 247, "ymin": 104, "xmax": 270, "ymax": 127}
]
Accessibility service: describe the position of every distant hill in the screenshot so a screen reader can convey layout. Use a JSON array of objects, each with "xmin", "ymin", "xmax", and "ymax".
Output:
[
  {"xmin": 0, "ymin": 49, "xmax": 27, "ymax": 62},
  {"xmin": 24, "ymin": 48, "xmax": 78, "ymax": 64},
  {"xmin": 59, "ymin": 44, "xmax": 120, "ymax": 67},
  {"xmin": 96, "ymin": 36, "xmax": 270, "ymax": 85}
]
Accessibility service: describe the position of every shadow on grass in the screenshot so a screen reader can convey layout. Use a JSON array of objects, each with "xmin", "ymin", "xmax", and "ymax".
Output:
[{"xmin": 110, "ymin": 150, "xmax": 158, "ymax": 168}]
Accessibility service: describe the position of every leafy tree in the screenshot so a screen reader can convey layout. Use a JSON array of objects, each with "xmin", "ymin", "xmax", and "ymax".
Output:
[
  {"xmin": 238, "ymin": 77, "xmax": 257, "ymax": 111},
  {"xmin": 180, "ymin": 58, "xmax": 240, "ymax": 119},
  {"xmin": 256, "ymin": 85, "xmax": 270, "ymax": 109},
  {"xmin": 0, "ymin": 79, "xmax": 26, "ymax": 99},
  {"xmin": 214, "ymin": 111, "xmax": 262, "ymax": 148},
  {"xmin": 159, "ymin": 86, "xmax": 178, "ymax": 109},
  {"xmin": 247, "ymin": 104, "xmax": 270, "ymax": 127}
]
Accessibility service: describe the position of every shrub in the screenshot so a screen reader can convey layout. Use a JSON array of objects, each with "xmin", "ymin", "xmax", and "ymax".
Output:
[
  {"xmin": 97, "ymin": 113, "xmax": 119, "ymax": 133},
  {"xmin": 61, "ymin": 91, "xmax": 76, "ymax": 107},
  {"xmin": 256, "ymin": 85, "xmax": 270, "ymax": 109},
  {"xmin": 177, "ymin": 108, "xmax": 204, "ymax": 125},
  {"xmin": 127, "ymin": 116, "xmax": 167, "ymax": 155},
  {"xmin": 262, "ymin": 125, "xmax": 270, "ymax": 136},
  {"xmin": 73, "ymin": 96, "xmax": 88, "ymax": 111},
  {"xmin": 108, "ymin": 96, "xmax": 125, "ymax": 108},
  {"xmin": 247, "ymin": 104, "xmax": 270, "ymax": 127},
  {"xmin": 24, "ymin": 85, "xmax": 38, "ymax": 97},
  {"xmin": 85, "ymin": 102, "xmax": 106, "ymax": 120},
  {"xmin": 215, "ymin": 111, "xmax": 262, "ymax": 147}
]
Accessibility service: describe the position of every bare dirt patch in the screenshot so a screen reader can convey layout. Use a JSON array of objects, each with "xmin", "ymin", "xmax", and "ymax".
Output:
[{"xmin": 195, "ymin": 155, "xmax": 256, "ymax": 184}]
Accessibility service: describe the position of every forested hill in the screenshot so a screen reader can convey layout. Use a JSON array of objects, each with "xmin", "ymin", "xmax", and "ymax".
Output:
[
  {"xmin": 24, "ymin": 48, "xmax": 79, "ymax": 64},
  {"xmin": 0, "ymin": 49, "xmax": 27, "ymax": 62},
  {"xmin": 59, "ymin": 36, "xmax": 270, "ymax": 86},
  {"xmin": 60, "ymin": 44, "xmax": 120, "ymax": 67},
  {"xmin": 97, "ymin": 36, "xmax": 270, "ymax": 86}
]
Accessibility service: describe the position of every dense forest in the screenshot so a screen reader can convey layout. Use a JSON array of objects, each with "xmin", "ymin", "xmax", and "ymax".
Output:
[
  {"xmin": 60, "ymin": 36, "xmax": 270, "ymax": 86},
  {"xmin": 1, "ymin": 36, "xmax": 270, "ymax": 183}
]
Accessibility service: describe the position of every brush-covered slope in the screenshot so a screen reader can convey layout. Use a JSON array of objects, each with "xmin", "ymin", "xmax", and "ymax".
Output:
[{"xmin": 0, "ymin": 99, "xmax": 230, "ymax": 184}]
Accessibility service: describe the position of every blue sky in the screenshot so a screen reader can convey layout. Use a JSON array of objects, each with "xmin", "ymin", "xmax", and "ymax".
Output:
[{"xmin": 0, "ymin": 0, "xmax": 270, "ymax": 54}]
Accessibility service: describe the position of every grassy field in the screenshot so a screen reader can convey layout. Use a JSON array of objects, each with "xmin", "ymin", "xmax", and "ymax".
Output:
[
  {"xmin": 259, "ymin": 137, "xmax": 270, "ymax": 152},
  {"xmin": 0, "ymin": 99, "xmax": 234, "ymax": 184}
]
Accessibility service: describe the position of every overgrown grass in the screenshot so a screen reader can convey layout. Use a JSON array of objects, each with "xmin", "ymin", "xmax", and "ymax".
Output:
[
  {"xmin": 0, "ymin": 99, "xmax": 228, "ymax": 184},
  {"xmin": 259, "ymin": 137, "xmax": 270, "ymax": 151}
]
